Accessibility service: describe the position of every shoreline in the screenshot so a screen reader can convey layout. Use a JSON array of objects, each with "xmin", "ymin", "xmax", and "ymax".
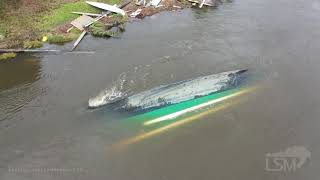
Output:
[{"xmin": 0, "ymin": 0, "xmax": 226, "ymax": 60}]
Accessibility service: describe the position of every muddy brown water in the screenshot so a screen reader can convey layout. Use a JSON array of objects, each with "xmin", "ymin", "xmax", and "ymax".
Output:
[{"xmin": 1, "ymin": 0, "xmax": 320, "ymax": 179}]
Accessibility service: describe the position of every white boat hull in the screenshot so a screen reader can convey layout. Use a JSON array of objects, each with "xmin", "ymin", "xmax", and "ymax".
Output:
[{"xmin": 86, "ymin": 1, "xmax": 126, "ymax": 16}]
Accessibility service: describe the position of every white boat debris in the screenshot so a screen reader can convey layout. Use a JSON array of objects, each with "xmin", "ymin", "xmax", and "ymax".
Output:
[
  {"xmin": 86, "ymin": 1, "xmax": 126, "ymax": 16},
  {"xmin": 83, "ymin": 1, "xmax": 131, "ymax": 28},
  {"xmin": 88, "ymin": 69, "xmax": 248, "ymax": 109},
  {"xmin": 188, "ymin": 0, "xmax": 215, "ymax": 7},
  {"xmin": 150, "ymin": 0, "xmax": 162, "ymax": 7},
  {"xmin": 199, "ymin": 0, "xmax": 205, "ymax": 8},
  {"xmin": 130, "ymin": 8, "xmax": 143, "ymax": 18},
  {"xmin": 71, "ymin": 15, "xmax": 94, "ymax": 31}
]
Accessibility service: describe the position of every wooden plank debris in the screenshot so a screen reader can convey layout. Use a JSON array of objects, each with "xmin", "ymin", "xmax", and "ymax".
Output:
[
  {"xmin": 0, "ymin": 49, "xmax": 61, "ymax": 53},
  {"xmin": 84, "ymin": 14, "xmax": 107, "ymax": 28},
  {"xmin": 71, "ymin": 15, "xmax": 94, "ymax": 31},
  {"xmin": 72, "ymin": 31, "xmax": 87, "ymax": 51},
  {"xmin": 0, "ymin": 49, "xmax": 95, "ymax": 54},
  {"xmin": 71, "ymin": 12, "xmax": 102, "ymax": 17},
  {"xmin": 67, "ymin": 27, "xmax": 74, "ymax": 33}
]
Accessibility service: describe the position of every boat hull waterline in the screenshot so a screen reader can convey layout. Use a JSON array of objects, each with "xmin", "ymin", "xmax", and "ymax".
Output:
[{"xmin": 88, "ymin": 69, "xmax": 248, "ymax": 110}]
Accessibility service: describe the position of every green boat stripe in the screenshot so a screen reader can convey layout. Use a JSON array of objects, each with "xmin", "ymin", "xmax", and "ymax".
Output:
[{"xmin": 127, "ymin": 88, "xmax": 240, "ymax": 121}]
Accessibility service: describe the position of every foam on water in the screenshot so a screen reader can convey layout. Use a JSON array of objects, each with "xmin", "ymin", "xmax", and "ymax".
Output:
[
  {"xmin": 88, "ymin": 56, "xmax": 182, "ymax": 108},
  {"xmin": 88, "ymin": 73, "xmax": 128, "ymax": 108}
]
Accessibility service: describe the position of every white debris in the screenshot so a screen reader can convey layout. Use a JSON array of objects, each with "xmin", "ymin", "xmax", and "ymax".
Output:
[{"xmin": 130, "ymin": 8, "xmax": 143, "ymax": 18}]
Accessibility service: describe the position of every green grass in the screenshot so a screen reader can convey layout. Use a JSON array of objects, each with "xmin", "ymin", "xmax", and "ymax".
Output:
[
  {"xmin": 0, "ymin": 53, "xmax": 17, "ymax": 60},
  {"xmin": 23, "ymin": 40, "xmax": 43, "ymax": 49},
  {"xmin": 0, "ymin": 26, "xmax": 5, "ymax": 37},
  {"xmin": 0, "ymin": 0, "xmax": 124, "ymax": 47},
  {"xmin": 89, "ymin": 14, "xmax": 128, "ymax": 37},
  {"xmin": 38, "ymin": 0, "xmax": 123, "ymax": 31},
  {"xmin": 46, "ymin": 27, "xmax": 82, "ymax": 44},
  {"xmin": 39, "ymin": 2, "xmax": 97, "ymax": 31},
  {"xmin": 90, "ymin": 21, "xmax": 115, "ymax": 37},
  {"xmin": 47, "ymin": 33, "xmax": 77, "ymax": 44}
]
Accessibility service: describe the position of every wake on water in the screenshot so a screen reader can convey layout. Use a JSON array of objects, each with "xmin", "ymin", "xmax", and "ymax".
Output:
[
  {"xmin": 88, "ymin": 64, "xmax": 156, "ymax": 108},
  {"xmin": 88, "ymin": 56, "xmax": 184, "ymax": 108},
  {"xmin": 88, "ymin": 73, "xmax": 128, "ymax": 108}
]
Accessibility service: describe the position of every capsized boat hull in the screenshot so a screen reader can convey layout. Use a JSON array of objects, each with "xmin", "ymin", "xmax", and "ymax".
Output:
[{"xmin": 116, "ymin": 69, "xmax": 247, "ymax": 111}]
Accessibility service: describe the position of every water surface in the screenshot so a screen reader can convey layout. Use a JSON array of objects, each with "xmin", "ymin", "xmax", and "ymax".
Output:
[{"xmin": 1, "ymin": 0, "xmax": 319, "ymax": 179}]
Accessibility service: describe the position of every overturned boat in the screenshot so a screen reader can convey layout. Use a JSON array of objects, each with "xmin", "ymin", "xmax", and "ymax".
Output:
[{"xmin": 88, "ymin": 69, "xmax": 248, "ymax": 110}]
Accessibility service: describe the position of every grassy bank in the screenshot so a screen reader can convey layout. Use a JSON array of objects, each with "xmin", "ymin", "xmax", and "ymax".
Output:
[
  {"xmin": 0, "ymin": 0, "xmax": 123, "ymax": 48},
  {"xmin": 39, "ymin": 0, "xmax": 122, "ymax": 31},
  {"xmin": 0, "ymin": 0, "xmax": 196, "ymax": 51},
  {"xmin": 0, "ymin": 53, "xmax": 17, "ymax": 60}
]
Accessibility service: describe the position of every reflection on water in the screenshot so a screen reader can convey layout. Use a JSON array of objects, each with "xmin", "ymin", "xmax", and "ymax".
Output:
[
  {"xmin": 113, "ymin": 86, "xmax": 258, "ymax": 149},
  {"xmin": 0, "ymin": 55, "xmax": 41, "ymax": 121},
  {"xmin": 0, "ymin": 55, "xmax": 41, "ymax": 90}
]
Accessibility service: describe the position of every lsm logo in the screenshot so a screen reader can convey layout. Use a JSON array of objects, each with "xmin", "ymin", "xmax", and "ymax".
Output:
[{"xmin": 265, "ymin": 146, "xmax": 311, "ymax": 172}]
